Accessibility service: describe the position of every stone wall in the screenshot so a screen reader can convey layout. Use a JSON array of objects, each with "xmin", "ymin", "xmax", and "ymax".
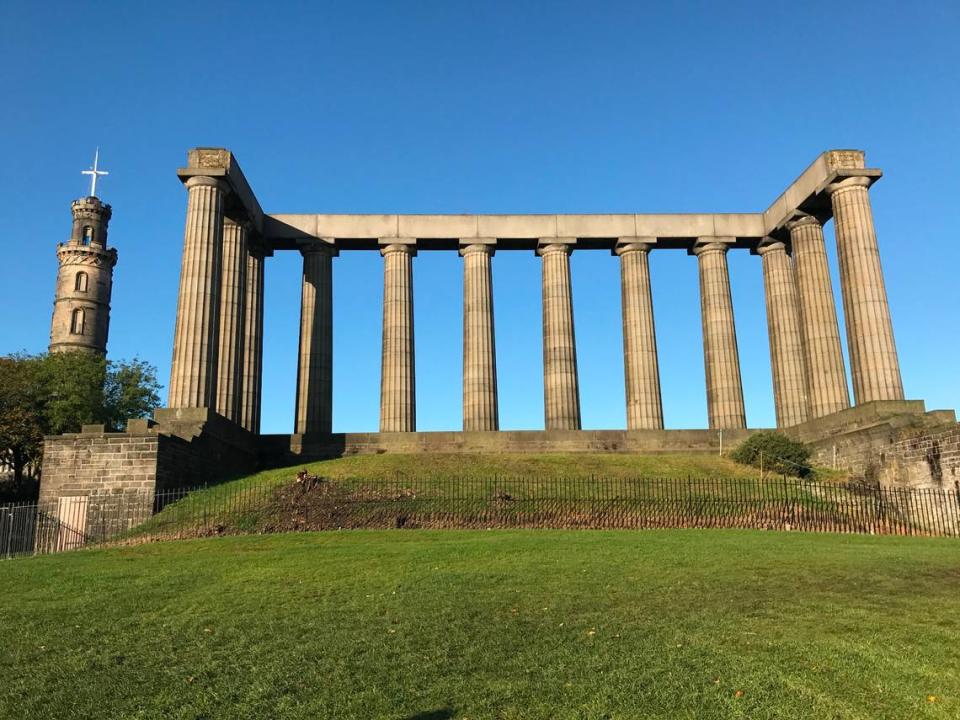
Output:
[
  {"xmin": 39, "ymin": 409, "xmax": 259, "ymax": 538},
  {"xmin": 259, "ymin": 428, "xmax": 758, "ymax": 467},
  {"xmin": 785, "ymin": 400, "xmax": 959, "ymax": 490}
]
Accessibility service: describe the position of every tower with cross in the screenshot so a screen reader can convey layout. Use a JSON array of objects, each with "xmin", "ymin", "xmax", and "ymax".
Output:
[{"xmin": 48, "ymin": 150, "xmax": 119, "ymax": 354}]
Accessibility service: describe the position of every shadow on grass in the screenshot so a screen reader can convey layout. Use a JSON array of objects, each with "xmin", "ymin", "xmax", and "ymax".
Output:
[{"xmin": 404, "ymin": 708, "xmax": 455, "ymax": 720}]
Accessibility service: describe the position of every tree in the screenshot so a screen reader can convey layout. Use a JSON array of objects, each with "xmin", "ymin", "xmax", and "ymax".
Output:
[
  {"xmin": 0, "ymin": 355, "xmax": 47, "ymax": 490},
  {"xmin": 0, "ymin": 352, "xmax": 161, "ymax": 499},
  {"xmin": 102, "ymin": 358, "xmax": 161, "ymax": 431}
]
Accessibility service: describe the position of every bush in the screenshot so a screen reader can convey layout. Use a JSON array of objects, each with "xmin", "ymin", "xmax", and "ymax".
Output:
[{"xmin": 730, "ymin": 432, "xmax": 812, "ymax": 478}]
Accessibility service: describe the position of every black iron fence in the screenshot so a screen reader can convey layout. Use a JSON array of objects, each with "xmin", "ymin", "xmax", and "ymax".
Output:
[{"xmin": 3, "ymin": 474, "xmax": 959, "ymax": 559}]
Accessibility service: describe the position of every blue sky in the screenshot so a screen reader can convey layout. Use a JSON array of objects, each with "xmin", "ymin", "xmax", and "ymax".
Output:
[{"xmin": 2, "ymin": 1, "xmax": 958, "ymax": 434}]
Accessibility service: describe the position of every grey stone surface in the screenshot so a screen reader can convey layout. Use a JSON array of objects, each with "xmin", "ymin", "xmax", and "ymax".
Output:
[
  {"xmin": 168, "ymin": 176, "xmax": 225, "ymax": 409},
  {"xmin": 294, "ymin": 242, "xmax": 336, "ymax": 434},
  {"xmin": 238, "ymin": 249, "xmax": 265, "ymax": 433},
  {"xmin": 828, "ymin": 176, "xmax": 904, "ymax": 404},
  {"xmin": 693, "ymin": 239, "xmax": 746, "ymax": 429},
  {"xmin": 539, "ymin": 242, "xmax": 581, "ymax": 430},
  {"xmin": 461, "ymin": 242, "xmax": 499, "ymax": 431},
  {"xmin": 788, "ymin": 215, "xmax": 850, "ymax": 418},
  {"xmin": 757, "ymin": 239, "xmax": 808, "ymax": 427},
  {"xmin": 379, "ymin": 242, "xmax": 416, "ymax": 432},
  {"xmin": 49, "ymin": 197, "xmax": 117, "ymax": 355},
  {"xmin": 615, "ymin": 240, "xmax": 663, "ymax": 429},
  {"xmin": 214, "ymin": 218, "xmax": 247, "ymax": 423}
]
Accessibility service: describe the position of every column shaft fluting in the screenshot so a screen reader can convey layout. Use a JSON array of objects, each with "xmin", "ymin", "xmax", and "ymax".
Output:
[
  {"xmin": 789, "ymin": 215, "xmax": 850, "ymax": 418},
  {"xmin": 694, "ymin": 242, "xmax": 746, "ymax": 429},
  {"xmin": 461, "ymin": 244, "xmax": 498, "ymax": 431},
  {"xmin": 828, "ymin": 177, "xmax": 904, "ymax": 404},
  {"xmin": 539, "ymin": 243, "xmax": 580, "ymax": 430},
  {"xmin": 215, "ymin": 218, "xmax": 247, "ymax": 423},
  {"xmin": 168, "ymin": 176, "xmax": 226, "ymax": 409},
  {"xmin": 239, "ymin": 249, "xmax": 265, "ymax": 433},
  {"xmin": 379, "ymin": 244, "xmax": 416, "ymax": 432},
  {"xmin": 294, "ymin": 245, "xmax": 335, "ymax": 434},
  {"xmin": 616, "ymin": 242, "xmax": 663, "ymax": 429},
  {"xmin": 758, "ymin": 240, "xmax": 809, "ymax": 427}
]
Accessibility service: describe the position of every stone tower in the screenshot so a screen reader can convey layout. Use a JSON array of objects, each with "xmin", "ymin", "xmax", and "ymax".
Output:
[{"xmin": 49, "ymin": 196, "xmax": 118, "ymax": 354}]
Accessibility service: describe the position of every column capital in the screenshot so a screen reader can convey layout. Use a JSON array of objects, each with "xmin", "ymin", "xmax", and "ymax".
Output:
[
  {"xmin": 536, "ymin": 237, "xmax": 575, "ymax": 257},
  {"xmin": 379, "ymin": 238, "xmax": 417, "ymax": 257},
  {"xmin": 825, "ymin": 175, "xmax": 872, "ymax": 195},
  {"xmin": 756, "ymin": 238, "xmax": 789, "ymax": 257},
  {"xmin": 459, "ymin": 238, "xmax": 496, "ymax": 257},
  {"xmin": 691, "ymin": 237, "xmax": 734, "ymax": 257},
  {"xmin": 785, "ymin": 213, "xmax": 821, "ymax": 232},
  {"xmin": 184, "ymin": 175, "xmax": 229, "ymax": 193},
  {"xmin": 613, "ymin": 236, "xmax": 656, "ymax": 257},
  {"xmin": 297, "ymin": 238, "xmax": 338, "ymax": 258}
]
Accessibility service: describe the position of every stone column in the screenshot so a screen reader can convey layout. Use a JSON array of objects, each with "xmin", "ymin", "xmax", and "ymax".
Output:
[
  {"xmin": 214, "ymin": 218, "xmax": 247, "ymax": 423},
  {"xmin": 460, "ymin": 241, "xmax": 498, "ymax": 431},
  {"xmin": 788, "ymin": 215, "xmax": 850, "ymax": 418},
  {"xmin": 538, "ymin": 241, "xmax": 580, "ymax": 430},
  {"xmin": 239, "ymin": 247, "xmax": 265, "ymax": 433},
  {"xmin": 294, "ymin": 242, "xmax": 336, "ymax": 434},
  {"xmin": 379, "ymin": 242, "xmax": 416, "ymax": 432},
  {"xmin": 693, "ymin": 239, "xmax": 746, "ymax": 429},
  {"xmin": 827, "ymin": 177, "xmax": 904, "ymax": 404},
  {"xmin": 615, "ymin": 239, "xmax": 663, "ymax": 430},
  {"xmin": 757, "ymin": 239, "xmax": 808, "ymax": 428},
  {"xmin": 168, "ymin": 176, "xmax": 226, "ymax": 409}
]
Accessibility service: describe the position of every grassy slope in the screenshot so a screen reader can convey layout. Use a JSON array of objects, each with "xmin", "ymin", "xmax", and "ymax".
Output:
[
  {"xmin": 2, "ymin": 530, "xmax": 957, "ymax": 719},
  {"xmin": 232, "ymin": 452, "xmax": 773, "ymax": 487}
]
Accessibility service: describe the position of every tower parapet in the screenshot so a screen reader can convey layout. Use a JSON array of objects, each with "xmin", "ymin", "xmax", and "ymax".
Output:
[{"xmin": 49, "ymin": 196, "xmax": 118, "ymax": 354}]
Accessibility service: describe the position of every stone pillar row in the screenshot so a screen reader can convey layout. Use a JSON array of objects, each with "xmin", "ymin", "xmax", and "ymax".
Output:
[
  {"xmin": 168, "ymin": 176, "xmax": 265, "ymax": 433},
  {"xmin": 171, "ymin": 175, "xmax": 900, "ymax": 435}
]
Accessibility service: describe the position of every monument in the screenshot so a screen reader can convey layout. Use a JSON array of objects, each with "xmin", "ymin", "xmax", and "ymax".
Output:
[
  {"xmin": 38, "ymin": 147, "xmax": 960, "ymax": 514},
  {"xmin": 49, "ymin": 150, "xmax": 117, "ymax": 355}
]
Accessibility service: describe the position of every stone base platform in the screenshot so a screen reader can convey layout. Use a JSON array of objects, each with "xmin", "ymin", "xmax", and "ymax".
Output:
[{"xmin": 258, "ymin": 428, "xmax": 758, "ymax": 466}]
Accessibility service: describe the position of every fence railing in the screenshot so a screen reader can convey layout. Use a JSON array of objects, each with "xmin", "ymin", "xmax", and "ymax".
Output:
[{"xmin": 3, "ymin": 474, "xmax": 959, "ymax": 559}]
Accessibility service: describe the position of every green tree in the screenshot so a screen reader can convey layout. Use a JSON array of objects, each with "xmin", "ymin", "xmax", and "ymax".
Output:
[
  {"xmin": 102, "ymin": 358, "xmax": 161, "ymax": 431},
  {"xmin": 0, "ymin": 355, "xmax": 47, "ymax": 491},
  {"xmin": 0, "ymin": 352, "xmax": 161, "ymax": 499}
]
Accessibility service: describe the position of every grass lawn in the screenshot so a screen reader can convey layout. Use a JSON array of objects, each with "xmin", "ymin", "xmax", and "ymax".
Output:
[{"xmin": 2, "ymin": 530, "xmax": 957, "ymax": 719}]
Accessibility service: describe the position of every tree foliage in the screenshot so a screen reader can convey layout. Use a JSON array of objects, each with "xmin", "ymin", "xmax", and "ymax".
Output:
[
  {"xmin": 0, "ymin": 352, "xmax": 161, "ymax": 499},
  {"xmin": 730, "ymin": 431, "xmax": 812, "ymax": 478}
]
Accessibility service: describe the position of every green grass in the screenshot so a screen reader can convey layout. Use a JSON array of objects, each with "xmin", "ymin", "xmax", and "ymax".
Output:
[
  {"xmin": 2, "ymin": 529, "xmax": 957, "ymax": 719},
  {"xmin": 133, "ymin": 453, "xmax": 851, "ymax": 539}
]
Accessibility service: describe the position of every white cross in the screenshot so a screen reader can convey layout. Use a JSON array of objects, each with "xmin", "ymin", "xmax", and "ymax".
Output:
[{"xmin": 81, "ymin": 148, "xmax": 109, "ymax": 198}]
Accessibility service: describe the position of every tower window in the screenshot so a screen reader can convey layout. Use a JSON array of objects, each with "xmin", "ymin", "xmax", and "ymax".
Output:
[
  {"xmin": 82, "ymin": 226, "xmax": 94, "ymax": 245},
  {"xmin": 74, "ymin": 272, "xmax": 88, "ymax": 292},
  {"xmin": 70, "ymin": 308, "xmax": 85, "ymax": 335}
]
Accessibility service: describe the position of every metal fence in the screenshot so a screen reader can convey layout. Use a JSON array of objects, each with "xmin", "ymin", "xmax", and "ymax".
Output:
[{"xmin": 3, "ymin": 474, "xmax": 959, "ymax": 559}]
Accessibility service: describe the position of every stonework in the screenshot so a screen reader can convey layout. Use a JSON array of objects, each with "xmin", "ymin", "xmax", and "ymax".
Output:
[
  {"xmin": 295, "ymin": 242, "xmax": 336, "ymax": 434},
  {"xmin": 616, "ymin": 240, "xmax": 663, "ymax": 430},
  {"xmin": 49, "ymin": 196, "xmax": 117, "ymax": 354},
  {"xmin": 788, "ymin": 215, "xmax": 850, "ymax": 418},
  {"xmin": 538, "ymin": 241, "xmax": 581, "ymax": 431},
  {"xmin": 42, "ymin": 147, "xmax": 941, "ymax": 512},
  {"xmin": 757, "ymin": 239, "xmax": 808, "ymax": 427},
  {"xmin": 379, "ymin": 242, "xmax": 416, "ymax": 432},
  {"xmin": 693, "ymin": 240, "xmax": 746, "ymax": 430},
  {"xmin": 461, "ymin": 242, "xmax": 499, "ymax": 431},
  {"xmin": 828, "ymin": 177, "xmax": 904, "ymax": 404}
]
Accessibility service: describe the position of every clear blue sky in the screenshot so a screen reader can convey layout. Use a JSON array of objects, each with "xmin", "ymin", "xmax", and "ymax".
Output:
[{"xmin": 2, "ymin": 1, "xmax": 958, "ymax": 434}]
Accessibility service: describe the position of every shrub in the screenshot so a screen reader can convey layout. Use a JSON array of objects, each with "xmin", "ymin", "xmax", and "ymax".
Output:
[{"xmin": 730, "ymin": 431, "xmax": 812, "ymax": 478}]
